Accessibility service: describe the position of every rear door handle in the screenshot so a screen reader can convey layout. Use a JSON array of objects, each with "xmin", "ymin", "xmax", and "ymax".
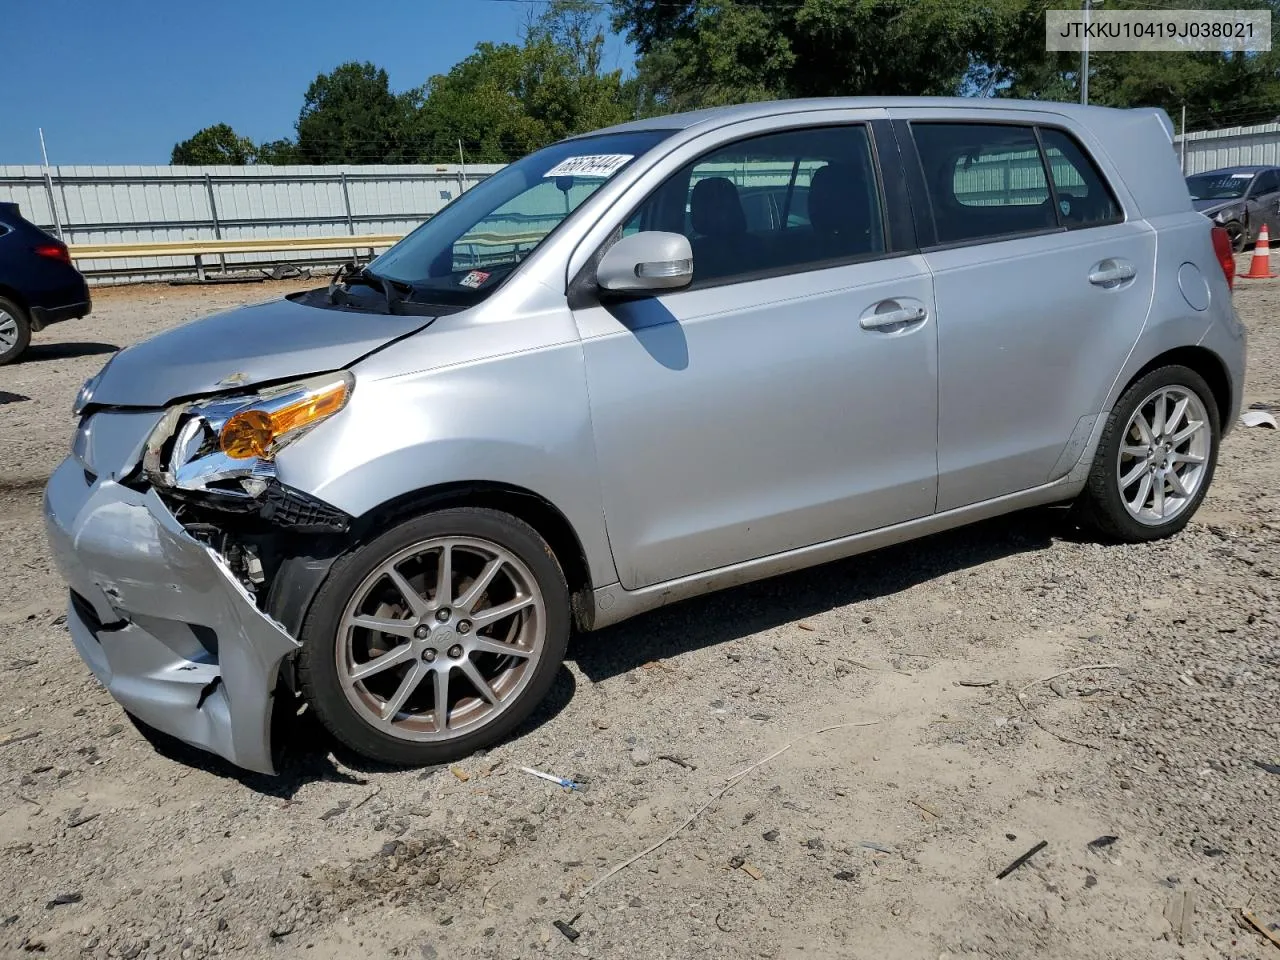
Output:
[
  {"xmin": 860, "ymin": 302, "xmax": 928, "ymax": 330},
  {"xmin": 1088, "ymin": 260, "xmax": 1136, "ymax": 287}
]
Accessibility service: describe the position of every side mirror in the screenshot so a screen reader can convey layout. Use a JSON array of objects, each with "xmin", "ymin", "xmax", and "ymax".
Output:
[{"xmin": 597, "ymin": 231, "xmax": 694, "ymax": 294}]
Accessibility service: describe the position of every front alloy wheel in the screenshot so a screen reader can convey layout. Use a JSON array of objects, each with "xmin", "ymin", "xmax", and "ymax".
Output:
[
  {"xmin": 298, "ymin": 508, "xmax": 570, "ymax": 766},
  {"xmin": 337, "ymin": 537, "xmax": 546, "ymax": 741}
]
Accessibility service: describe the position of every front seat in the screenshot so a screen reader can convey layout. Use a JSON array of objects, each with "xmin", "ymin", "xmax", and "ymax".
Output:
[
  {"xmin": 808, "ymin": 163, "xmax": 876, "ymax": 258},
  {"xmin": 689, "ymin": 176, "xmax": 758, "ymax": 281}
]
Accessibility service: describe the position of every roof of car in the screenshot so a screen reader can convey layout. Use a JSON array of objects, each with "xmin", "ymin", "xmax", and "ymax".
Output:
[
  {"xmin": 571, "ymin": 96, "xmax": 1158, "ymax": 139},
  {"xmin": 1193, "ymin": 165, "xmax": 1279, "ymax": 175}
]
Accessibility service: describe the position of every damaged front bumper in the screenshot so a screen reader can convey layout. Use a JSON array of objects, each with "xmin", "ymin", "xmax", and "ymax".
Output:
[{"xmin": 43, "ymin": 458, "xmax": 300, "ymax": 774}]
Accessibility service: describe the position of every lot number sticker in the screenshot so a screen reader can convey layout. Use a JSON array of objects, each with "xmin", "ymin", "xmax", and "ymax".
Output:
[
  {"xmin": 459, "ymin": 270, "xmax": 491, "ymax": 289},
  {"xmin": 543, "ymin": 154, "xmax": 633, "ymax": 179}
]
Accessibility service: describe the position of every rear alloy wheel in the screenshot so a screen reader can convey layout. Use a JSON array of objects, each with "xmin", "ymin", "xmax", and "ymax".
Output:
[
  {"xmin": 298, "ymin": 508, "xmax": 570, "ymax": 766},
  {"xmin": 1076, "ymin": 365, "xmax": 1220, "ymax": 542},
  {"xmin": 0, "ymin": 297, "xmax": 31, "ymax": 365}
]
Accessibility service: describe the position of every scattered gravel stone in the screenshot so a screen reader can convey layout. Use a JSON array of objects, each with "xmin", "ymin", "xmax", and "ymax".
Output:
[{"xmin": 0, "ymin": 280, "xmax": 1278, "ymax": 960}]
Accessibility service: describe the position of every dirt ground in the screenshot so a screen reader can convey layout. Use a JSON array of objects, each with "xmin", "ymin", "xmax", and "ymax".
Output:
[{"xmin": 0, "ymin": 277, "xmax": 1278, "ymax": 960}]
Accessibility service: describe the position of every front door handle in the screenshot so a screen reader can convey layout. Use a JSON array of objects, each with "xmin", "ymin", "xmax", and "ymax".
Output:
[
  {"xmin": 860, "ymin": 302, "xmax": 928, "ymax": 330},
  {"xmin": 1088, "ymin": 260, "xmax": 1136, "ymax": 287}
]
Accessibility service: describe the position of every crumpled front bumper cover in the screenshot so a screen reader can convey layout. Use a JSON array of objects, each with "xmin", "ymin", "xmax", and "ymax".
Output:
[{"xmin": 43, "ymin": 458, "xmax": 299, "ymax": 774}]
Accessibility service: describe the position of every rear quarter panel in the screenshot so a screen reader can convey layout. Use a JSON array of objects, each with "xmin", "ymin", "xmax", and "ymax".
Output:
[
  {"xmin": 1089, "ymin": 111, "xmax": 1244, "ymax": 428},
  {"xmin": 1106, "ymin": 210, "xmax": 1246, "ymax": 426}
]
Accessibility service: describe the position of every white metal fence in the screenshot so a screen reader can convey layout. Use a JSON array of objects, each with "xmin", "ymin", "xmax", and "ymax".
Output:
[
  {"xmin": 7, "ymin": 121, "xmax": 1278, "ymax": 285},
  {"xmin": 0, "ymin": 163, "xmax": 502, "ymax": 284},
  {"xmin": 1175, "ymin": 122, "xmax": 1280, "ymax": 174}
]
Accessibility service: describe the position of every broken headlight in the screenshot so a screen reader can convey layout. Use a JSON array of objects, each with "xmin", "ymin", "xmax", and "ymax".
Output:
[{"xmin": 142, "ymin": 372, "xmax": 352, "ymax": 500}]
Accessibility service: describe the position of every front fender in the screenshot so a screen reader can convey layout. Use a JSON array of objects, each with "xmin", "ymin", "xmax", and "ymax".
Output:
[{"xmin": 272, "ymin": 340, "xmax": 619, "ymax": 590}]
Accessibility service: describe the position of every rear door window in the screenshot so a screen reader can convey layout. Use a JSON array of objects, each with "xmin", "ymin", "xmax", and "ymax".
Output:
[
  {"xmin": 1038, "ymin": 128, "xmax": 1122, "ymax": 228},
  {"xmin": 911, "ymin": 123, "xmax": 1056, "ymax": 244}
]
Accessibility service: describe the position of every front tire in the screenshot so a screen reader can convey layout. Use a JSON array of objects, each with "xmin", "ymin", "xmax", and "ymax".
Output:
[
  {"xmin": 297, "ymin": 507, "xmax": 570, "ymax": 766},
  {"xmin": 0, "ymin": 297, "xmax": 31, "ymax": 365},
  {"xmin": 1227, "ymin": 221, "xmax": 1246, "ymax": 253},
  {"xmin": 1076, "ymin": 365, "xmax": 1220, "ymax": 542}
]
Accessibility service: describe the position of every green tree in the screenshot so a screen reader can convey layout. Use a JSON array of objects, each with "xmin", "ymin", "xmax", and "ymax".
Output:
[
  {"xmin": 295, "ymin": 61, "xmax": 419, "ymax": 164},
  {"xmin": 255, "ymin": 138, "xmax": 302, "ymax": 164},
  {"xmin": 614, "ymin": 0, "xmax": 1280, "ymax": 130},
  {"xmin": 170, "ymin": 123, "xmax": 257, "ymax": 165},
  {"xmin": 613, "ymin": 0, "xmax": 1024, "ymax": 109},
  {"xmin": 412, "ymin": 0, "xmax": 637, "ymax": 162},
  {"xmin": 1000, "ymin": 0, "xmax": 1280, "ymax": 127}
]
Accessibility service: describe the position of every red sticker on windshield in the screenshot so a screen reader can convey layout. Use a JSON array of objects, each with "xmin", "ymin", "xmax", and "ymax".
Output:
[{"xmin": 459, "ymin": 270, "xmax": 491, "ymax": 289}]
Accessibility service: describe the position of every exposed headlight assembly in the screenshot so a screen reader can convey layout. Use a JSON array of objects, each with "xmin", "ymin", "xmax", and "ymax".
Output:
[{"xmin": 143, "ymin": 372, "xmax": 352, "ymax": 500}]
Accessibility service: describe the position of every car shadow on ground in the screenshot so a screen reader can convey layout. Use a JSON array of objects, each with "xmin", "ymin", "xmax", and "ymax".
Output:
[
  {"xmin": 569, "ymin": 505, "xmax": 1076, "ymax": 684},
  {"xmin": 133, "ymin": 665, "xmax": 580, "ymax": 798},
  {"xmin": 135, "ymin": 505, "xmax": 1072, "ymax": 795},
  {"xmin": 21, "ymin": 341, "xmax": 118, "ymax": 362}
]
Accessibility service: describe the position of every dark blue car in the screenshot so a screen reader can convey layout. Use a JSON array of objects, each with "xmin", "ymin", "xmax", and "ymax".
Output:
[{"xmin": 0, "ymin": 201, "xmax": 91, "ymax": 364}]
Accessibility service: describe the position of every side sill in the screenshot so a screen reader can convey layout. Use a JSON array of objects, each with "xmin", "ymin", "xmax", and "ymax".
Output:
[{"xmin": 583, "ymin": 475, "xmax": 1085, "ymax": 631}]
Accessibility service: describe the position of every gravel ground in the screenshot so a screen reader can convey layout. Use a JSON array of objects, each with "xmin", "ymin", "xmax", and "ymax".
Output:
[{"xmin": 0, "ymin": 278, "xmax": 1278, "ymax": 960}]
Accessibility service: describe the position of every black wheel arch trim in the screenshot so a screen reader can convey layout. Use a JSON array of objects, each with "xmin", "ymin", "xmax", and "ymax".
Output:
[{"xmin": 265, "ymin": 480, "xmax": 595, "ymax": 647}]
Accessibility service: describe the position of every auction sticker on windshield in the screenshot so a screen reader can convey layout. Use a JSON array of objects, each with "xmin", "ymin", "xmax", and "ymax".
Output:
[
  {"xmin": 459, "ymin": 270, "xmax": 491, "ymax": 289},
  {"xmin": 543, "ymin": 154, "xmax": 633, "ymax": 179}
]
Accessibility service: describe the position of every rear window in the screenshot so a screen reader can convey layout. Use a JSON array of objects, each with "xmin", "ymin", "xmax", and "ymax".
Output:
[
  {"xmin": 1039, "ymin": 128, "xmax": 1122, "ymax": 228},
  {"xmin": 911, "ymin": 122, "xmax": 1122, "ymax": 245}
]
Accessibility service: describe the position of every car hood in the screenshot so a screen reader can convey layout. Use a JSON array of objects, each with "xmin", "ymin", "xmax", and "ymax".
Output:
[
  {"xmin": 89, "ymin": 294, "xmax": 437, "ymax": 408},
  {"xmin": 1192, "ymin": 198, "xmax": 1242, "ymax": 215}
]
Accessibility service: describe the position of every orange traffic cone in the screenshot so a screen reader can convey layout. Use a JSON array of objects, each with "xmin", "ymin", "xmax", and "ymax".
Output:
[{"xmin": 1241, "ymin": 224, "xmax": 1277, "ymax": 279}]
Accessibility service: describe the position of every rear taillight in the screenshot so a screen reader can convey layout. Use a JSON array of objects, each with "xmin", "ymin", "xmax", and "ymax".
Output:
[
  {"xmin": 34, "ymin": 242, "xmax": 70, "ymax": 264},
  {"xmin": 1211, "ymin": 225, "xmax": 1235, "ymax": 291}
]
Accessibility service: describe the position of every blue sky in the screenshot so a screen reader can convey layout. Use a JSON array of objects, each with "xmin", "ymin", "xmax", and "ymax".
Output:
[{"xmin": 1, "ymin": 0, "xmax": 635, "ymax": 165}]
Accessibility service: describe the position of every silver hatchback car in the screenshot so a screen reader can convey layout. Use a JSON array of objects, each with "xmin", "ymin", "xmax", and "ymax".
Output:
[{"xmin": 45, "ymin": 98, "xmax": 1246, "ymax": 774}]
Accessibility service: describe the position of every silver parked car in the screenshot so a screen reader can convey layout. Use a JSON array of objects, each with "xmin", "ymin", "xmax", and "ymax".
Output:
[{"xmin": 45, "ymin": 98, "xmax": 1246, "ymax": 774}]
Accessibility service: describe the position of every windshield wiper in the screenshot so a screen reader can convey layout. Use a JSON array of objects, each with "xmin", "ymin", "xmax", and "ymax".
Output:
[{"xmin": 328, "ymin": 261, "xmax": 423, "ymax": 315}]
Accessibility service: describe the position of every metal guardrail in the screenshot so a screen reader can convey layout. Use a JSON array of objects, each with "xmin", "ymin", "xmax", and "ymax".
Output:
[
  {"xmin": 0, "ymin": 162, "xmax": 506, "ymax": 284},
  {"xmin": 67, "ymin": 234, "xmax": 406, "ymax": 282},
  {"xmin": 65, "ymin": 229, "xmax": 553, "ymax": 283},
  {"xmin": 68, "ymin": 234, "xmax": 406, "ymax": 258}
]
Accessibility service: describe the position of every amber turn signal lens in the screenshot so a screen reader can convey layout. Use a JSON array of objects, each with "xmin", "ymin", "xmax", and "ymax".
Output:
[
  {"xmin": 219, "ymin": 380, "xmax": 350, "ymax": 460},
  {"xmin": 220, "ymin": 410, "xmax": 274, "ymax": 459}
]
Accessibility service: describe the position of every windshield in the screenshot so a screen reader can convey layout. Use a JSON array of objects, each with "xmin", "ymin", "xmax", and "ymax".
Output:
[
  {"xmin": 369, "ymin": 130, "xmax": 672, "ymax": 306},
  {"xmin": 1186, "ymin": 172, "xmax": 1254, "ymax": 201}
]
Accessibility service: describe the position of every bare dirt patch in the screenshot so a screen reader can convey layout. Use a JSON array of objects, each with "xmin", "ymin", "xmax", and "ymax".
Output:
[{"xmin": 1, "ymin": 279, "xmax": 1277, "ymax": 959}]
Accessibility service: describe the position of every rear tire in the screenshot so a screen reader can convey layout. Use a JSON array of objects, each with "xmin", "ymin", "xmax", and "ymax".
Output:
[
  {"xmin": 297, "ymin": 507, "xmax": 570, "ymax": 767},
  {"xmin": 0, "ymin": 297, "xmax": 31, "ymax": 365},
  {"xmin": 1075, "ymin": 365, "xmax": 1220, "ymax": 542}
]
